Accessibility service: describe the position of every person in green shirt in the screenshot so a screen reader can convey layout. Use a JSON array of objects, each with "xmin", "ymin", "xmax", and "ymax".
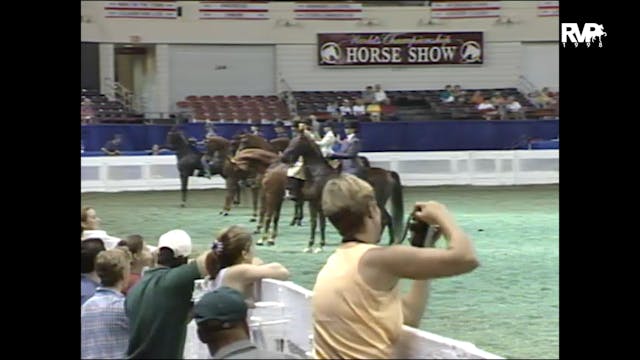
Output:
[{"xmin": 125, "ymin": 229, "xmax": 210, "ymax": 359}]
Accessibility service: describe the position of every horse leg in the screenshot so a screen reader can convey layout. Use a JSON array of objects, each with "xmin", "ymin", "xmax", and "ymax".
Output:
[
  {"xmin": 297, "ymin": 199, "xmax": 304, "ymax": 226},
  {"xmin": 290, "ymin": 201, "xmax": 299, "ymax": 226},
  {"xmin": 306, "ymin": 202, "xmax": 318, "ymax": 253},
  {"xmin": 234, "ymin": 185, "xmax": 241, "ymax": 205},
  {"xmin": 180, "ymin": 172, "xmax": 189, "ymax": 208},
  {"xmin": 221, "ymin": 177, "xmax": 236, "ymax": 216},
  {"xmin": 270, "ymin": 197, "xmax": 283, "ymax": 246},
  {"xmin": 250, "ymin": 183, "xmax": 259, "ymax": 222},
  {"xmin": 256, "ymin": 186, "xmax": 266, "ymax": 238},
  {"xmin": 316, "ymin": 209, "xmax": 326, "ymax": 253}
]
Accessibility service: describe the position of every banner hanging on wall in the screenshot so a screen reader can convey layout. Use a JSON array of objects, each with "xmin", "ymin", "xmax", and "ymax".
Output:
[
  {"xmin": 430, "ymin": 1, "xmax": 501, "ymax": 19},
  {"xmin": 198, "ymin": 1, "xmax": 269, "ymax": 20},
  {"xmin": 318, "ymin": 32, "xmax": 484, "ymax": 66},
  {"xmin": 104, "ymin": 1, "xmax": 178, "ymax": 19},
  {"xmin": 294, "ymin": 2, "xmax": 362, "ymax": 20},
  {"xmin": 537, "ymin": 1, "xmax": 559, "ymax": 17}
]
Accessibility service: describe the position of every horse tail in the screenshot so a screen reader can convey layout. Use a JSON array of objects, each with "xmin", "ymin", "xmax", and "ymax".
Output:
[{"xmin": 389, "ymin": 170, "xmax": 404, "ymax": 244}]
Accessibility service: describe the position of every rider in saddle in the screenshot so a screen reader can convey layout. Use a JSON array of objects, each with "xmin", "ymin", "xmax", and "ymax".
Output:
[
  {"xmin": 285, "ymin": 119, "xmax": 310, "ymax": 201},
  {"xmin": 328, "ymin": 120, "xmax": 367, "ymax": 180},
  {"xmin": 200, "ymin": 121, "xmax": 219, "ymax": 179},
  {"xmin": 315, "ymin": 120, "xmax": 339, "ymax": 168}
]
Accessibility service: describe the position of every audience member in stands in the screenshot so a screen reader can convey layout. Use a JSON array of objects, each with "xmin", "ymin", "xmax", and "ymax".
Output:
[
  {"xmin": 81, "ymin": 247, "xmax": 132, "ymax": 359},
  {"xmin": 312, "ymin": 174, "xmax": 478, "ymax": 359},
  {"xmin": 440, "ymin": 85, "xmax": 455, "ymax": 103},
  {"xmin": 326, "ymin": 101, "xmax": 339, "ymax": 120},
  {"xmin": 202, "ymin": 225, "xmax": 290, "ymax": 307},
  {"xmin": 470, "ymin": 90, "xmax": 485, "ymax": 105},
  {"xmin": 366, "ymin": 102, "xmax": 382, "ymax": 122},
  {"xmin": 81, "ymin": 206, "xmax": 121, "ymax": 249},
  {"xmin": 478, "ymin": 99, "xmax": 499, "ymax": 120},
  {"xmin": 505, "ymin": 96, "xmax": 525, "ymax": 120},
  {"xmin": 352, "ymin": 98, "xmax": 367, "ymax": 119},
  {"xmin": 117, "ymin": 235, "xmax": 156, "ymax": 294},
  {"xmin": 147, "ymin": 144, "xmax": 171, "ymax": 156},
  {"xmin": 373, "ymin": 84, "xmax": 389, "ymax": 104},
  {"xmin": 126, "ymin": 229, "xmax": 212, "ymax": 359},
  {"xmin": 81, "ymin": 238, "xmax": 106, "ymax": 306},
  {"xmin": 101, "ymin": 134, "xmax": 123, "ymax": 156},
  {"xmin": 452, "ymin": 85, "xmax": 466, "ymax": 102},
  {"xmin": 82, "ymin": 97, "xmax": 95, "ymax": 124},
  {"xmin": 529, "ymin": 89, "xmax": 556, "ymax": 108},
  {"xmin": 339, "ymin": 99, "xmax": 354, "ymax": 121},
  {"xmin": 362, "ymin": 85, "xmax": 376, "ymax": 104},
  {"xmin": 194, "ymin": 287, "xmax": 299, "ymax": 359}
]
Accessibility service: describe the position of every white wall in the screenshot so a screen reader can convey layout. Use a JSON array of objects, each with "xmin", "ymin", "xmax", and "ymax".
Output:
[
  {"xmin": 521, "ymin": 42, "xmax": 559, "ymax": 90},
  {"xmin": 168, "ymin": 45, "xmax": 276, "ymax": 108},
  {"xmin": 276, "ymin": 42, "xmax": 521, "ymax": 91}
]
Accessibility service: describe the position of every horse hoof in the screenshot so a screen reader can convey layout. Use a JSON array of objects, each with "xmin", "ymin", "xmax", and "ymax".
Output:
[
  {"xmin": 253, "ymin": 229, "xmax": 261, "ymax": 235},
  {"xmin": 256, "ymin": 239, "xmax": 264, "ymax": 246},
  {"xmin": 250, "ymin": 218, "xmax": 257, "ymax": 222},
  {"xmin": 313, "ymin": 247, "xmax": 323, "ymax": 254},
  {"xmin": 233, "ymin": 201, "xmax": 240, "ymax": 205},
  {"xmin": 180, "ymin": 203, "xmax": 186, "ymax": 208},
  {"xmin": 302, "ymin": 247, "xmax": 311, "ymax": 253},
  {"xmin": 267, "ymin": 240, "xmax": 275, "ymax": 246}
]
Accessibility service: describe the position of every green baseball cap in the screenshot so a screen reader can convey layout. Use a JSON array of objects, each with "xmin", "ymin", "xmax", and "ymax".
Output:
[{"xmin": 194, "ymin": 286, "xmax": 248, "ymax": 326}]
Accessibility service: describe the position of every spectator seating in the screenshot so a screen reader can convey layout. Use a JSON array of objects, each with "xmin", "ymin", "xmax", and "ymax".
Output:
[{"xmin": 176, "ymin": 94, "xmax": 290, "ymax": 123}]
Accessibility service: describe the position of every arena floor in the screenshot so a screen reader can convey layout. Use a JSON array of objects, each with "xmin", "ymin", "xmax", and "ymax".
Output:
[{"xmin": 82, "ymin": 184, "xmax": 559, "ymax": 359}]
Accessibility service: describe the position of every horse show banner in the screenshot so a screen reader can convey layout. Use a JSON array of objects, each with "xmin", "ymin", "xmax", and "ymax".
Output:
[
  {"xmin": 104, "ymin": 1, "xmax": 178, "ymax": 19},
  {"xmin": 294, "ymin": 2, "xmax": 363, "ymax": 20},
  {"xmin": 430, "ymin": 1, "xmax": 501, "ymax": 19},
  {"xmin": 318, "ymin": 32, "xmax": 484, "ymax": 66},
  {"xmin": 537, "ymin": 1, "xmax": 559, "ymax": 17},
  {"xmin": 199, "ymin": 1, "xmax": 269, "ymax": 20}
]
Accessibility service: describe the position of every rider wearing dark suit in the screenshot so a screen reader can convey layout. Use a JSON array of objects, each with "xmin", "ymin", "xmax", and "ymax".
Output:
[{"xmin": 329, "ymin": 121, "xmax": 366, "ymax": 179}]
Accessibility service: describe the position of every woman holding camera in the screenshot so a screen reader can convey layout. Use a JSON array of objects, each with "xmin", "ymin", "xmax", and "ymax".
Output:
[{"xmin": 311, "ymin": 174, "xmax": 479, "ymax": 359}]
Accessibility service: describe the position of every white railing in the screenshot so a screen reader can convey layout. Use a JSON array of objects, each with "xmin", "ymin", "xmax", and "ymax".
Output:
[
  {"xmin": 256, "ymin": 279, "xmax": 504, "ymax": 359},
  {"xmin": 81, "ymin": 150, "xmax": 558, "ymax": 193}
]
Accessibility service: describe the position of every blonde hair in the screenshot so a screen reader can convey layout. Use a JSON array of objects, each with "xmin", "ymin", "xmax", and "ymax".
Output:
[
  {"xmin": 322, "ymin": 174, "xmax": 376, "ymax": 238},
  {"xmin": 95, "ymin": 248, "xmax": 132, "ymax": 287}
]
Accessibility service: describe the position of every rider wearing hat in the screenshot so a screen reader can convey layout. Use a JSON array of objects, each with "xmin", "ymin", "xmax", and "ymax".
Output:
[
  {"xmin": 286, "ymin": 118, "xmax": 316, "ymax": 201},
  {"xmin": 200, "ymin": 121, "xmax": 219, "ymax": 179},
  {"xmin": 329, "ymin": 120, "xmax": 366, "ymax": 179},
  {"xmin": 316, "ymin": 121, "xmax": 338, "ymax": 158}
]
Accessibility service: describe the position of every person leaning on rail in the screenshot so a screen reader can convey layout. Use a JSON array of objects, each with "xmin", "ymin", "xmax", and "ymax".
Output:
[{"xmin": 311, "ymin": 174, "xmax": 479, "ymax": 359}]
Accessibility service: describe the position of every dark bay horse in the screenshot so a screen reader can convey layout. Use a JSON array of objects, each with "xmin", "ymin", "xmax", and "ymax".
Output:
[
  {"xmin": 281, "ymin": 134, "xmax": 404, "ymax": 253},
  {"xmin": 166, "ymin": 130, "xmax": 225, "ymax": 207}
]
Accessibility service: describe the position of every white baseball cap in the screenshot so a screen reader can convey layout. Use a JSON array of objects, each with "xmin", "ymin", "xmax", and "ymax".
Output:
[{"xmin": 157, "ymin": 229, "xmax": 192, "ymax": 257}]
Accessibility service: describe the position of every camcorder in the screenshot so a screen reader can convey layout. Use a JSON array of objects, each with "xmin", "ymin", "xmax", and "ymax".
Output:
[{"xmin": 399, "ymin": 211, "xmax": 440, "ymax": 248}]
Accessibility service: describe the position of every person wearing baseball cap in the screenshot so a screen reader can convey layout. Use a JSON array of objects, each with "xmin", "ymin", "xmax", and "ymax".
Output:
[
  {"xmin": 125, "ymin": 229, "xmax": 212, "ymax": 359},
  {"xmin": 194, "ymin": 286, "xmax": 299, "ymax": 359}
]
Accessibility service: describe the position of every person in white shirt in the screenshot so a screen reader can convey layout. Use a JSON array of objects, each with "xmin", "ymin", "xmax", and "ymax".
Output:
[
  {"xmin": 316, "ymin": 121, "xmax": 338, "ymax": 158},
  {"xmin": 505, "ymin": 96, "xmax": 524, "ymax": 119},
  {"xmin": 339, "ymin": 99, "xmax": 354, "ymax": 120},
  {"xmin": 373, "ymin": 84, "xmax": 388, "ymax": 104},
  {"xmin": 352, "ymin": 99, "xmax": 367, "ymax": 117},
  {"xmin": 477, "ymin": 100, "xmax": 498, "ymax": 120}
]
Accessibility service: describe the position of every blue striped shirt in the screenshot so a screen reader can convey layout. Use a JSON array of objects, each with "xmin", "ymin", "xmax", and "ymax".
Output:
[{"xmin": 81, "ymin": 288, "xmax": 129, "ymax": 359}]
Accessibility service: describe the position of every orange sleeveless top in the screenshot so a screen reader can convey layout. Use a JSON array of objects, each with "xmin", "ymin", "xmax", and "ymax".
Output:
[{"xmin": 312, "ymin": 243, "xmax": 403, "ymax": 359}]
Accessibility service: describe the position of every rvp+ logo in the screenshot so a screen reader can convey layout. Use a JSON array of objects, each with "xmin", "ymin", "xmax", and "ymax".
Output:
[{"xmin": 561, "ymin": 23, "xmax": 606, "ymax": 48}]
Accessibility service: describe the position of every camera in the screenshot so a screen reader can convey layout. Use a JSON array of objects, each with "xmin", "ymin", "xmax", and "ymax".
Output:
[{"xmin": 404, "ymin": 213, "xmax": 439, "ymax": 248}]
